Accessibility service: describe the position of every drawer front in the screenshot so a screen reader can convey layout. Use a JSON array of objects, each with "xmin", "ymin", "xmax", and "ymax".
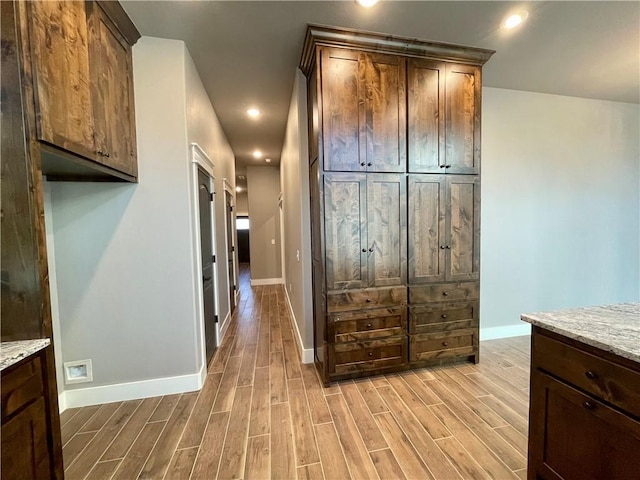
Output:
[
  {"xmin": 409, "ymin": 282, "xmax": 479, "ymax": 304},
  {"xmin": 330, "ymin": 337, "xmax": 407, "ymax": 375},
  {"xmin": 410, "ymin": 329, "xmax": 477, "ymax": 362},
  {"xmin": 327, "ymin": 286, "xmax": 407, "ymax": 312},
  {"xmin": 1, "ymin": 355, "xmax": 44, "ymax": 420},
  {"xmin": 329, "ymin": 307, "xmax": 406, "ymax": 343},
  {"xmin": 535, "ymin": 333, "xmax": 640, "ymax": 417},
  {"xmin": 409, "ymin": 302, "xmax": 478, "ymax": 334}
]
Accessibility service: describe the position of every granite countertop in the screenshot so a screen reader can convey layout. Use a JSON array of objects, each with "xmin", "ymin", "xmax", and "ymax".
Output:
[
  {"xmin": 0, "ymin": 338, "xmax": 51, "ymax": 371},
  {"xmin": 521, "ymin": 303, "xmax": 640, "ymax": 364}
]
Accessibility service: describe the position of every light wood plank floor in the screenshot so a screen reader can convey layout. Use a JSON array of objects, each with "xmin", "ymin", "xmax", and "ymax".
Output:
[{"xmin": 61, "ymin": 263, "xmax": 531, "ymax": 479}]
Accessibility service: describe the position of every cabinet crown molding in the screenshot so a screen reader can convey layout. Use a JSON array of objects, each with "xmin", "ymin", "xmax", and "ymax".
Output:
[{"xmin": 299, "ymin": 23, "xmax": 495, "ymax": 75}]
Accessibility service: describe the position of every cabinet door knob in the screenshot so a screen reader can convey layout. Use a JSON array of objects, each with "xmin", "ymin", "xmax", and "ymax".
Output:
[
  {"xmin": 439, "ymin": 165, "xmax": 446, "ymax": 169},
  {"xmin": 441, "ymin": 314, "xmax": 447, "ymax": 319},
  {"xmin": 445, "ymin": 246, "xmax": 451, "ymax": 250},
  {"xmin": 585, "ymin": 370, "xmax": 597, "ymax": 379},
  {"xmin": 362, "ymin": 248, "xmax": 367, "ymax": 253},
  {"xmin": 105, "ymin": 152, "xmax": 110, "ymax": 158},
  {"xmin": 442, "ymin": 342, "xmax": 449, "ymax": 347},
  {"xmin": 442, "ymin": 292, "xmax": 448, "ymax": 296},
  {"xmin": 368, "ymin": 352, "xmax": 374, "ymax": 357},
  {"xmin": 445, "ymin": 165, "xmax": 451, "ymax": 169},
  {"xmin": 369, "ymin": 247, "xmax": 374, "ymax": 252},
  {"xmin": 367, "ymin": 162, "xmax": 372, "ymax": 167},
  {"xmin": 583, "ymin": 400, "xmax": 596, "ymax": 410},
  {"xmin": 440, "ymin": 245, "xmax": 445, "ymax": 249},
  {"xmin": 365, "ymin": 298, "xmax": 372, "ymax": 303},
  {"xmin": 360, "ymin": 162, "xmax": 366, "ymax": 166},
  {"xmin": 366, "ymin": 323, "xmax": 372, "ymax": 328}
]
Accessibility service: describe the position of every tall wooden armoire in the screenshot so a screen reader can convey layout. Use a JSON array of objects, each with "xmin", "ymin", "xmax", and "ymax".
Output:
[{"xmin": 300, "ymin": 25, "xmax": 494, "ymax": 384}]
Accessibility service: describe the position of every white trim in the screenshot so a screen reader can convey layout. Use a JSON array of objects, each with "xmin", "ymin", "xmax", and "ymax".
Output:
[
  {"xmin": 250, "ymin": 277, "xmax": 283, "ymax": 286},
  {"xmin": 218, "ymin": 310, "xmax": 232, "ymax": 344},
  {"xmin": 190, "ymin": 143, "xmax": 215, "ymax": 172},
  {"xmin": 62, "ymin": 365, "xmax": 206, "ymax": 409},
  {"xmin": 283, "ymin": 287, "xmax": 314, "ymax": 364},
  {"xmin": 480, "ymin": 323, "xmax": 531, "ymax": 341},
  {"xmin": 58, "ymin": 392, "xmax": 67, "ymax": 413},
  {"xmin": 222, "ymin": 182, "xmax": 238, "ymax": 310}
]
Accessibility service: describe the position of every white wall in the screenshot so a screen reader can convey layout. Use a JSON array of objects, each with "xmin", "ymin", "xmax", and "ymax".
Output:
[
  {"xmin": 47, "ymin": 37, "xmax": 235, "ymax": 407},
  {"xmin": 481, "ymin": 87, "xmax": 640, "ymax": 333},
  {"xmin": 279, "ymin": 70, "xmax": 313, "ymax": 360}
]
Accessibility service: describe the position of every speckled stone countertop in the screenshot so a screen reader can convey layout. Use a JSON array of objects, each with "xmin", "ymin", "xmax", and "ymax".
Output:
[
  {"xmin": 521, "ymin": 303, "xmax": 640, "ymax": 364},
  {"xmin": 0, "ymin": 338, "xmax": 50, "ymax": 372}
]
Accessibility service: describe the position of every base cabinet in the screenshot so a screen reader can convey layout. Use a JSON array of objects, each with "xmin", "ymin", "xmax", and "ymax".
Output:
[{"xmin": 528, "ymin": 327, "xmax": 640, "ymax": 480}]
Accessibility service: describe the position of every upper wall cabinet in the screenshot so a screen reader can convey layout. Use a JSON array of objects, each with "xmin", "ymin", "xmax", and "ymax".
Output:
[{"xmin": 21, "ymin": 0, "xmax": 140, "ymax": 182}]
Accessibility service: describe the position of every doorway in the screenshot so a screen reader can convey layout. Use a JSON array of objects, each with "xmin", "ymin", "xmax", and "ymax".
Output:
[{"xmin": 224, "ymin": 188, "xmax": 237, "ymax": 314}]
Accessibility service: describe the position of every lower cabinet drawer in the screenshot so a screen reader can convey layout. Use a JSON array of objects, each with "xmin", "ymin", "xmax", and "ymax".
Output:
[
  {"xmin": 409, "ymin": 329, "xmax": 477, "ymax": 362},
  {"xmin": 329, "ymin": 307, "xmax": 406, "ymax": 343},
  {"xmin": 410, "ymin": 302, "xmax": 478, "ymax": 334},
  {"xmin": 330, "ymin": 337, "xmax": 407, "ymax": 375},
  {"xmin": 327, "ymin": 286, "xmax": 407, "ymax": 312},
  {"xmin": 1, "ymin": 356, "xmax": 43, "ymax": 419},
  {"xmin": 409, "ymin": 282, "xmax": 479, "ymax": 304}
]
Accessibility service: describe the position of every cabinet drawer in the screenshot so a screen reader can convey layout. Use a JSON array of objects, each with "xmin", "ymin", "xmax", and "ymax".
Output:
[
  {"xmin": 409, "ymin": 282, "xmax": 478, "ymax": 304},
  {"xmin": 329, "ymin": 307, "xmax": 406, "ymax": 343},
  {"xmin": 410, "ymin": 329, "xmax": 476, "ymax": 362},
  {"xmin": 327, "ymin": 286, "xmax": 407, "ymax": 312},
  {"xmin": 410, "ymin": 302, "xmax": 478, "ymax": 334},
  {"xmin": 330, "ymin": 337, "xmax": 406, "ymax": 375},
  {"xmin": 1, "ymin": 356, "xmax": 44, "ymax": 420},
  {"xmin": 535, "ymin": 333, "xmax": 640, "ymax": 417}
]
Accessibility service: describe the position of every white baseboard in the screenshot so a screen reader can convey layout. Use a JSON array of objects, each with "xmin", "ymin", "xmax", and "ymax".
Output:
[
  {"xmin": 250, "ymin": 277, "xmax": 283, "ymax": 286},
  {"xmin": 218, "ymin": 310, "xmax": 232, "ymax": 344},
  {"xmin": 480, "ymin": 323, "xmax": 531, "ymax": 341},
  {"xmin": 58, "ymin": 391, "xmax": 67, "ymax": 413},
  {"xmin": 62, "ymin": 364, "xmax": 206, "ymax": 409},
  {"xmin": 283, "ymin": 287, "xmax": 314, "ymax": 364}
]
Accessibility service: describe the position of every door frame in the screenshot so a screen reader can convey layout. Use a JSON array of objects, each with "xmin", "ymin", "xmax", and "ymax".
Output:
[
  {"xmin": 278, "ymin": 192, "xmax": 286, "ymax": 289},
  {"xmin": 190, "ymin": 143, "xmax": 221, "ymax": 376},
  {"xmin": 223, "ymin": 178, "xmax": 239, "ymax": 308}
]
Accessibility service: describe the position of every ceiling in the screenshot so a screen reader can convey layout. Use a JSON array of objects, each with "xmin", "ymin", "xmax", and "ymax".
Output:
[{"xmin": 122, "ymin": 0, "xmax": 639, "ymax": 179}]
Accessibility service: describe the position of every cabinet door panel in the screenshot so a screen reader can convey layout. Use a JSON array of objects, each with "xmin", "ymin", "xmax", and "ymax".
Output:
[
  {"xmin": 28, "ymin": 1, "xmax": 95, "ymax": 159},
  {"xmin": 90, "ymin": 6, "xmax": 137, "ymax": 177},
  {"xmin": 324, "ymin": 174, "xmax": 367, "ymax": 290},
  {"xmin": 445, "ymin": 64, "xmax": 480, "ymax": 174},
  {"xmin": 367, "ymin": 174, "xmax": 406, "ymax": 286},
  {"xmin": 408, "ymin": 60, "xmax": 444, "ymax": 173},
  {"xmin": 321, "ymin": 48, "xmax": 363, "ymax": 172},
  {"xmin": 362, "ymin": 53, "xmax": 406, "ymax": 173},
  {"xmin": 447, "ymin": 176, "xmax": 479, "ymax": 281},
  {"xmin": 408, "ymin": 175, "xmax": 446, "ymax": 283}
]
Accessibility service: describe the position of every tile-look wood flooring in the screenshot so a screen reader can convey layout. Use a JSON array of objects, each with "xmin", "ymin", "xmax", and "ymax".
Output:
[{"xmin": 61, "ymin": 263, "xmax": 531, "ymax": 479}]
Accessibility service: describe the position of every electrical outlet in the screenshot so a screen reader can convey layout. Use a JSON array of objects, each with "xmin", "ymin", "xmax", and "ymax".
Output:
[
  {"xmin": 64, "ymin": 359, "xmax": 93, "ymax": 384},
  {"xmin": 271, "ymin": 239, "xmax": 275, "ymax": 245}
]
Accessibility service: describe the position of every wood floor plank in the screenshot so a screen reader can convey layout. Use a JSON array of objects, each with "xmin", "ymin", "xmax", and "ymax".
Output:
[
  {"xmin": 138, "ymin": 392, "xmax": 198, "ymax": 480},
  {"xmin": 399, "ymin": 372, "xmax": 442, "ymax": 405},
  {"xmin": 248, "ymin": 367, "xmax": 270, "ymax": 436},
  {"xmin": 209, "ymin": 332, "xmax": 234, "ymax": 374},
  {"xmin": 325, "ymin": 393, "xmax": 378, "ymax": 480},
  {"xmin": 112, "ymin": 422, "xmax": 164, "ymax": 480},
  {"xmin": 436, "ymin": 365, "xmax": 490, "ymax": 397},
  {"xmin": 385, "ymin": 375, "xmax": 451, "ymax": 440},
  {"xmin": 244, "ymin": 434, "xmax": 270, "ymax": 480},
  {"xmin": 340, "ymin": 382, "xmax": 387, "ymax": 451},
  {"xmin": 60, "ymin": 407, "xmax": 81, "ymax": 427},
  {"xmin": 101, "ymin": 396, "xmax": 162, "ymax": 461},
  {"xmin": 190, "ymin": 411, "xmax": 230, "ymax": 480},
  {"xmin": 271, "ymin": 402, "xmax": 296, "ymax": 480},
  {"xmin": 270, "ymin": 351, "xmax": 288, "ymax": 404},
  {"xmin": 256, "ymin": 332, "xmax": 271, "ymax": 368},
  {"xmin": 237, "ymin": 343, "xmax": 258, "ymax": 386},
  {"xmin": 374, "ymin": 412, "xmax": 434, "ymax": 480},
  {"xmin": 515, "ymin": 468, "xmax": 528, "ymax": 480},
  {"xmin": 63, "ymin": 431, "xmax": 96, "ymax": 469},
  {"xmin": 377, "ymin": 386, "xmax": 461, "ymax": 479},
  {"xmin": 353, "ymin": 378, "xmax": 388, "ymax": 414},
  {"xmin": 495, "ymin": 425, "xmax": 529, "ymax": 458},
  {"xmin": 479, "ymin": 394, "xmax": 529, "ymax": 436},
  {"xmin": 270, "ymin": 320, "xmax": 283, "ymax": 353},
  {"xmin": 370, "ymin": 448, "xmax": 407, "ymax": 480},
  {"xmin": 435, "ymin": 436, "xmax": 491, "ymax": 480},
  {"xmin": 217, "ymin": 385, "xmax": 253, "ymax": 479},
  {"xmin": 314, "ymin": 423, "xmax": 352, "ymax": 480},
  {"xmin": 301, "ymin": 364, "xmax": 332, "ymax": 425},
  {"xmin": 85, "ymin": 459, "xmax": 122, "ymax": 480},
  {"xmin": 148, "ymin": 394, "xmax": 181, "ymax": 423},
  {"xmin": 61, "ymin": 405, "xmax": 101, "ymax": 445},
  {"xmin": 288, "ymin": 378, "xmax": 320, "ymax": 465},
  {"xmin": 163, "ymin": 447, "xmax": 198, "ymax": 480},
  {"xmin": 212, "ymin": 355, "xmax": 242, "ymax": 412},
  {"xmin": 79, "ymin": 402, "xmax": 123, "ymax": 433},
  {"xmin": 65, "ymin": 400, "xmax": 141, "ymax": 479},
  {"xmin": 297, "ymin": 462, "xmax": 324, "ymax": 480},
  {"xmin": 178, "ymin": 373, "xmax": 222, "ymax": 449},
  {"xmin": 283, "ymin": 338, "xmax": 302, "ymax": 379}
]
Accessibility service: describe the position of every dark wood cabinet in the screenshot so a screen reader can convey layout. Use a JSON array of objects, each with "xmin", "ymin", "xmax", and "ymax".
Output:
[
  {"xmin": 301, "ymin": 25, "xmax": 493, "ymax": 384},
  {"xmin": 528, "ymin": 327, "xmax": 640, "ymax": 480},
  {"xmin": 19, "ymin": 0, "xmax": 140, "ymax": 181}
]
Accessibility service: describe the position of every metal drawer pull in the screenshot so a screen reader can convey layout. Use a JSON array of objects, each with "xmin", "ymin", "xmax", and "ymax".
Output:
[
  {"xmin": 442, "ymin": 342, "xmax": 449, "ymax": 347},
  {"xmin": 583, "ymin": 400, "xmax": 596, "ymax": 410},
  {"xmin": 442, "ymin": 292, "xmax": 448, "ymax": 296},
  {"xmin": 368, "ymin": 352, "xmax": 373, "ymax": 357},
  {"xmin": 441, "ymin": 314, "xmax": 447, "ymax": 319},
  {"xmin": 585, "ymin": 370, "xmax": 597, "ymax": 379},
  {"xmin": 366, "ymin": 323, "xmax": 372, "ymax": 328},
  {"xmin": 366, "ymin": 298, "xmax": 372, "ymax": 303}
]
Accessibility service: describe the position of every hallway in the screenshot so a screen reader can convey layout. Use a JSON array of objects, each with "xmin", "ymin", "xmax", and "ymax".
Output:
[{"xmin": 60, "ymin": 264, "xmax": 530, "ymax": 479}]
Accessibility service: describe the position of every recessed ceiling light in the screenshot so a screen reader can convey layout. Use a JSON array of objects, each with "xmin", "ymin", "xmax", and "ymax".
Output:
[
  {"xmin": 503, "ymin": 11, "xmax": 528, "ymax": 29},
  {"xmin": 356, "ymin": 0, "xmax": 378, "ymax": 7},
  {"xmin": 253, "ymin": 150, "xmax": 263, "ymax": 159},
  {"xmin": 246, "ymin": 108, "xmax": 260, "ymax": 118},
  {"xmin": 265, "ymin": 158, "xmax": 272, "ymax": 163}
]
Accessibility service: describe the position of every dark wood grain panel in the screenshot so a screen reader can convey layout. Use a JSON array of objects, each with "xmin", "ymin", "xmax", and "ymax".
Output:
[
  {"xmin": 361, "ymin": 52, "xmax": 406, "ymax": 173},
  {"xmin": 445, "ymin": 64, "xmax": 480, "ymax": 174},
  {"xmin": 410, "ymin": 302, "xmax": 479, "ymax": 334},
  {"xmin": 321, "ymin": 48, "xmax": 362, "ymax": 172},
  {"xmin": 330, "ymin": 336, "xmax": 407, "ymax": 375},
  {"xmin": 447, "ymin": 176, "xmax": 480, "ymax": 281},
  {"xmin": 408, "ymin": 59, "xmax": 445, "ymax": 173},
  {"xmin": 408, "ymin": 175, "xmax": 446, "ymax": 284},
  {"xmin": 410, "ymin": 329, "xmax": 477, "ymax": 362},
  {"xmin": 367, "ymin": 174, "xmax": 406, "ymax": 286},
  {"xmin": 327, "ymin": 285, "xmax": 407, "ymax": 312},
  {"xmin": 324, "ymin": 173, "xmax": 367, "ymax": 289},
  {"xmin": 27, "ymin": 0, "xmax": 95, "ymax": 159},
  {"xmin": 409, "ymin": 282, "xmax": 479, "ymax": 304},
  {"xmin": 329, "ymin": 307, "xmax": 406, "ymax": 343}
]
